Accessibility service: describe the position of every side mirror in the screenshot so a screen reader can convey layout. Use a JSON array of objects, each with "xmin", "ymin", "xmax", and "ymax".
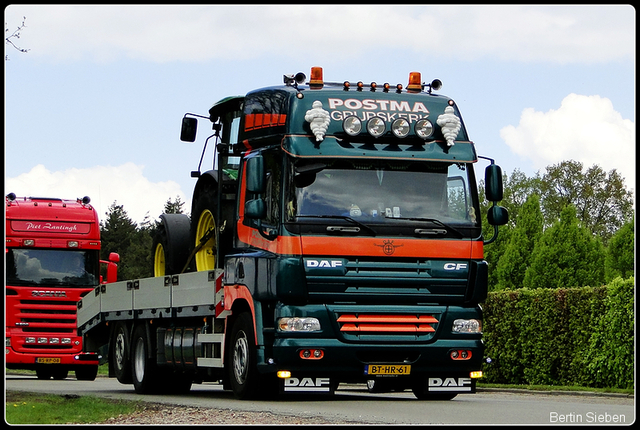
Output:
[
  {"xmin": 246, "ymin": 155, "xmax": 265, "ymax": 193},
  {"xmin": 180, "ymin": 117, "xmax": 198, "ymax": 142},
  {"xmin": 245, "ymin": 199, "xmax": 266, "ymax": 219},
  {"xmin": 488, "ymin": 205, "xmax": 509, "ymax": 226},
  {"xmin": 484, "ymin": 164, "xmax": 503, "ymax": 202}
]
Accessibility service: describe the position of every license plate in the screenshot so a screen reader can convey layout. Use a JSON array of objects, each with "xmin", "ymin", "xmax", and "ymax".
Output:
[
  {"xmin": 36, "ymin": 358, "xmax": 61, "ymax": 364},
  {"xmin": 365, "ymin": 364, "xmax": 411, "ymax": 375}
]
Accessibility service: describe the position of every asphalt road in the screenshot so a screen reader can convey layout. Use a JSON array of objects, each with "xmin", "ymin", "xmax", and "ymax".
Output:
[{"xmin": 5, "ymin": 374, "xmax": 635, "ymax": 425}]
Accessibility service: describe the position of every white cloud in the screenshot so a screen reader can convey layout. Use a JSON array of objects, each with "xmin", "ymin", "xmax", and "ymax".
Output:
[
  {"xmin": 5, "ymin": 5, "xmax": 634, "ymax": 64},
  {"xmin": 500, "ymin": 94, "xmax": 635, "ymax": 188},
  {"xmin": 5, "ymin": 163, "xmax": 188, "ymax": 224}
]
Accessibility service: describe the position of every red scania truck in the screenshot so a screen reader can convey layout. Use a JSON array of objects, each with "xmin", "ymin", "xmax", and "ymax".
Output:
[
  {"xmin": 5, "ymin": 193, "xmax": 118, "ymax": 380},
  {"xmin": 77, "ymin": 67, "xmax": 507, "ymax": 399}
]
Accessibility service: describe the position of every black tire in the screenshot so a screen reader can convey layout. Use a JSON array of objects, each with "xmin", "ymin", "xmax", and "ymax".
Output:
[
  {"xmin": 411, "ymin": 379, "xmax": 458, "ymax": 400},
  {"xmin": 35, "ymin": 367, "xmax": 53, "ymax": 380},
  {"xmin": 51, "ymin": 368, "xmax": 69, "ymax": 380},
  {"xmin": 191, "ymin": 178, "xmax": 219, "ymax": 272},
  {"xmin": 228, "ymin": 312, "xmax": 260, "ymax": 399},
  {"xmin": 367, "ymin": 379, "xmax": 390, "ymax": 393},
  {"xmin": 152, "ymin": 213, "xmax": 191, "ymax": 276},
  {"xmin": 190, "ymin": 173, "xmax": 235, "ymax": 272},
  {"xmin": 131, "ymin": 324, "xmax": 159, "ymax": 394},
  {"xmin": 75, "ymin": 365, "xmax": 98, "ymax": 381},
  {"xmin": 111, "ymin": 322, "xmax": 132, "ymax": 384}
]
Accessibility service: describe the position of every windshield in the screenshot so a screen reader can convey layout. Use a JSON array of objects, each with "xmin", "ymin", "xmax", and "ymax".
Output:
[
  {"xmin": 287, "ymin": 160, "xmax": 479, "ymax": 230},
  {"xmin": 6, "ymin": 248, "xmax": 100, "ymax": 287}
]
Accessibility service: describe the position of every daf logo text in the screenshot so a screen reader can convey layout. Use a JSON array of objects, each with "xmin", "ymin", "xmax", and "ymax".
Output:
[{"xmin": 306, "ymin": 260, "xmax": 343, "ymax": 268}]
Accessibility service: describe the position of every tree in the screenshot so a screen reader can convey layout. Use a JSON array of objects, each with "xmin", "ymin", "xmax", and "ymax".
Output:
[
  {"xmin": 494, "ymin": 194, "xmax": 544, "ymax": 290},
  {"xmin": 604, "ymin": 216, "xmax": 635, "ymax": 281},
  {"xmin": 539, "ymin": 161, "xmax": 633, "ymax": 243},
  {"xmin": 163, "ymin": 195, "xmax": 186, "ymax": 215},
  {"xmin": 100, "ymin": 201, "xmax": 152, "ymax": 281},
  {"xmin": 523, "ymin": 205, "xmax": 605, "ymax": 289},
  {"xmin": 5, "ymin": 16, "xmax": 29, "ymax": 60},
  {"xmin": 480, "ymin": 168, "xmax": 541, "ymax": 288}
]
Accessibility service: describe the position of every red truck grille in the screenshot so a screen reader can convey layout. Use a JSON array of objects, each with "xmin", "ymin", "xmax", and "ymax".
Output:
[
  {"xmin": 337, "ymin": 314, "xmax": 439, "ymax": 333},
  {"xmin": 6, "ymin": 291, "xmax": 87, "ymax": 355},
  {"xmin": 335, "ymin": 312, "xmax": 440, "ymax": 342},
  {"xmin": 16, "ymin": 299, "xmax": 78, "ymax": 333}
]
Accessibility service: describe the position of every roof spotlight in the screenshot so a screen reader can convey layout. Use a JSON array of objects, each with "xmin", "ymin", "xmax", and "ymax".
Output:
[
  {"xmin": 284, "ymin": 72, "xmax": 307, "ymax": 86},
  {"xmin": 428, "ymin": 79, "xmax": 442, "ymax": 93},
  {"xmin": 294, "ymin": 72, "xmax": 306, "ymax": 85}
]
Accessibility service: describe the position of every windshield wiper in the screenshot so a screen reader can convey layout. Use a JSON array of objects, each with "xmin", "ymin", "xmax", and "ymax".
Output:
[
  {"xmin": 298, "ymin": 215, "xmax": 377, "ymax": 236},
  {"xmin": 392, "ymin": 217, "xmax": 464, "ymax": 238}
]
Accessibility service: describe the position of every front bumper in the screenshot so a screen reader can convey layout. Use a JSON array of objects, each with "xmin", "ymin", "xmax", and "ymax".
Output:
[
  {"xmin": 5, "ymin": 347, "xmax": 99, "ymax": 368},
  {"xmin": 261, "ymin": 304, "xmax": 484, "ymax": 394}
]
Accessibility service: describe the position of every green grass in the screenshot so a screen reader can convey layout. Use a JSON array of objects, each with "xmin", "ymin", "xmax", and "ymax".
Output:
[
  {"xmin": 477, "ymin": 382, "xmax": 633, "ymax": 396},
  {"xmin": 5, "ymin": 391, "xmax": 143, "ymax": 424}
]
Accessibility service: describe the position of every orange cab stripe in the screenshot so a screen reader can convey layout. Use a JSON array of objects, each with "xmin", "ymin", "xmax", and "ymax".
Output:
[
  {"xmin": 244, "ymin": 113, "xmax": 287, "ymax": 131},
  {"xmin": 236, "ymin": 221, "xmax": 483, "ymax": 259}
]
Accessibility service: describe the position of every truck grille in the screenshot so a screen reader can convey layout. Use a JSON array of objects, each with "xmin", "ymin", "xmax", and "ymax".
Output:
[
  {"xmin": 16, "ymin": 299, "xmax": 78, "ymax": 333},
  {"xmin": 337, "ymin": 314, "xmax": 438, "ymax": 333},
  {"xmin": 306, "ymin": 257, "xmax": 469, "ymax": 304},
  {"xmin": 6, "ymin": 288, "xmax": 89, "ymax": 355},
  {"xmin": 334, "ymin": 311, "xmax": 441, "ymax": 342}
]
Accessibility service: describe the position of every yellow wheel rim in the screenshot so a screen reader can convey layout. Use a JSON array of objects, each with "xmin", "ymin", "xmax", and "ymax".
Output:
[
  {"xmin": 154, "ymin": 243, "xmax": 166, "ymax": 277},
  {"xmin": 195, "ymin": 209, "xmax": 216, "ymax": 271}
]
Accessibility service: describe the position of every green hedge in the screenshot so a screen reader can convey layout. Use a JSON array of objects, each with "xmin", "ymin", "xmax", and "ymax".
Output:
[{"xmin": 482, "ymin": 277, "xmax": 634, "ymax": 389}]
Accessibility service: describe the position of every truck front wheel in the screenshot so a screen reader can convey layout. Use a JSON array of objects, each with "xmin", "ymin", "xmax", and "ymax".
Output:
[
  {"xmin": 228, "ymin": 312, "xmax": 259, "ymax": 399},
  {"xmin": 411, "ymin": 379, "xmax": 458, "ymax": 400}
]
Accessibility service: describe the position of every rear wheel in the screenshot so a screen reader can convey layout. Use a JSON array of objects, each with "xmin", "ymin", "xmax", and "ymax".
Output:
[{"xmin": 131, "ymin": 324, "xmax": 159, "ymax": 394}]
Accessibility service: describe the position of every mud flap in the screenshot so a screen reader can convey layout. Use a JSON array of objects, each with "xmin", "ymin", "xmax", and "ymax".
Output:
[
  {"xmin": 280, "ymin": 375, "xmax": 335, "ymax": 394},
  {"xmin": 427, "ymin": 376, "xmax": 476, "ymax": 393}
]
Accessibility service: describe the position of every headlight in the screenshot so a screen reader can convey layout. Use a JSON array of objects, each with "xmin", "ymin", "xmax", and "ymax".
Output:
[
  {"xmin": 452, "ymin": 319, "xmax": 482, "ymax": 334},
  {"xmin": 278, "ymin": 317, "xmax": 321, "ymax": 332},
  {"xmin": 366, "ymin": 117, "xmax": 386, "ymax": 138},
  {"xmin": 343, "ymin": 116, "xmax": 362, "ymax": 136},
  {"xmin": 415, "ymin": 119, "xmax": 434, "ymax": 139},
  {"xmin": 391, "ymin": 118, "xmax": 410, "ymax": 138}
]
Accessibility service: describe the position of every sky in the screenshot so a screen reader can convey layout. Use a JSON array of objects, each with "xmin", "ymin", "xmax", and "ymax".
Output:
[{"xmin": 4, "ymin": 5, "xmax": 635, "ymax": 224}]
